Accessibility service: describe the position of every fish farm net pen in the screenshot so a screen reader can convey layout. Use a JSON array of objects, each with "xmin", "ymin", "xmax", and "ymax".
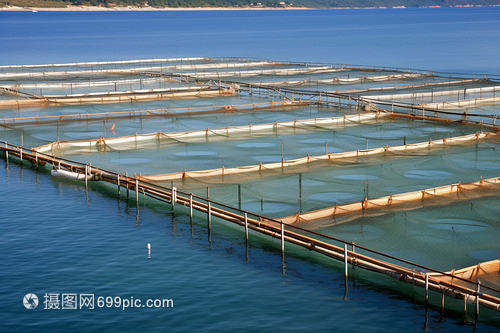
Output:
[
  {"xmin": 1, "ymin": 139, "xmax": 498, "ymax": 298},
  {"xmin": 161, "ymin": 77, "xmax": 500, "ymax": 122},
  {"xmin": 3, "ymin": 57, "xmax": 500, "ymax": 320}
]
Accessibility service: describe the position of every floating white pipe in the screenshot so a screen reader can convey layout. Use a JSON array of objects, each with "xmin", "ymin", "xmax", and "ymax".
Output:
[{"xmin": 51, "ymin": 168, "xmax": 87, "ymax": 181}]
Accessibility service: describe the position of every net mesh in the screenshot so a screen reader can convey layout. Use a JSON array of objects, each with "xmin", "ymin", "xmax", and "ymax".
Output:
[{"xmin": 2, "ymin": 57, "xmax": 500, "ymax": 295}]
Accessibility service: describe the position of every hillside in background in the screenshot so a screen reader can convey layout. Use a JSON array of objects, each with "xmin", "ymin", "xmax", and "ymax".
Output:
[{"xmin": 1, "ymin": 0, "xmax": 500, "ymax": 9}]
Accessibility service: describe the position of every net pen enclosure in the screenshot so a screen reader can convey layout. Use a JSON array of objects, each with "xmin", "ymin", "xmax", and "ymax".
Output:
[{"xmin": 2, "ymin": 57, "xmax": 500, "ymax": 322}]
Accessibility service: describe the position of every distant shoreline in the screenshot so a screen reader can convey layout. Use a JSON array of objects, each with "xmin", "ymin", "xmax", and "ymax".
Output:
[
  {"xmin": 1, "ymin": 4, "xmax": 498, "ymax": 11},
  {"xmin": 1, "ymin": 5, "xmax": 305, "ymax": 11}
]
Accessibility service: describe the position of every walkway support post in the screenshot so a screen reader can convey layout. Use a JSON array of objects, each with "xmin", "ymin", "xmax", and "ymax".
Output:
[
  {"xmin": 281, "ymin": 221, "xmax": 285, "ymax": 254},
  {"xmin": 245, "ymin": 213, "xmax": 248, "ymax": 241},
  {"xmin": 425, "ymin": 273, "xmax": 429, "ymax": 304},
  {"xmin": 344, "ymin": 244, "xmax": 348, "ymax": 278},
  {"xmin": 135, "ymin": 179, "xmax": 139, "ymax": 202}
]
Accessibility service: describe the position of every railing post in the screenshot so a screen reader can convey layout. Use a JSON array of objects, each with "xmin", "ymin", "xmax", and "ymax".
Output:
[
  {"xmin": 425, "ymin": 273, "xmax": 429, "ymax": 304},
  {"xmin": 344, "ymin": 244, "xmax": 348, "ymax": 278},
  {"xmin": 171, "ymin": 181, "xmax": 175, "ymax": 209},
  {"xmin": 117, "ymin": 175, "xmax": 120, "ymax": 197},
  {"xmin": 172, "ymin": 187, "xmax": 177, "ymax": 208},
  {"xmin": 135, "ymin": 179, "xmax": 139, "ymax": 202},
  {"xmin": 207, "ymin": 187, "xmax": 211, "ymax": 231},
  {"xmin": 441, "ymin": 289, "xmax": 445, "ymax": 317},
  {"xmin": 125, "ymin": 172, "xmax": 129, "ymax": 199},
  {"xmin": 463, "ymin": 294, "xmax": 467, "ymax": 320},
  {"xmin": 190, "ymin": 193, "xmax": 193, "ymax": 219},
  {"xmin": 476, "ymin": 281, "xmax": 481, "ymax": 321},
  {"xmin": 281, "ymin": 220, "xmax": 285, "ymax": 254},
  {"xmin": 244, "ymin": 213, "xmax": 248, "ymax": 241},
  {"xmin": 207, "ymin": 201, "xmax": 211, "ymax": 231}
]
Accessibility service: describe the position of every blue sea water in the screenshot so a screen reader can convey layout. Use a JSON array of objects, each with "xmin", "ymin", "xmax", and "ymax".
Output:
[
  {"xmin": 1, "ymin": 7, "xmax": 500, "ymax": 73},
  {"xmin": 1, "ymin": 7, "xmax": 500, "ymax": 332}
]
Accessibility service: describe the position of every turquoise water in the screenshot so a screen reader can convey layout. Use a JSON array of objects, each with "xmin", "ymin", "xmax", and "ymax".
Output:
[{"xmin": 2, "ymin": 8, "xmax": 500, "ymax": 332}]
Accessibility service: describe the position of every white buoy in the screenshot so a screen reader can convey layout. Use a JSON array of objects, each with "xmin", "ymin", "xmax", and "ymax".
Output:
[{"xmin": 148, "ymin": 243, "xmax": 151, "ymax": 258}]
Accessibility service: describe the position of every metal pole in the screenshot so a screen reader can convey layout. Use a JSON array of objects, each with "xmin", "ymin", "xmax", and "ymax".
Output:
[
  {"xmin": 135, "ymin": 179, "xmax": 139, "ymax": 202},
  {"xmin": 344, "ymin": 244, "xmax": 348, "ymax": 278},
  {"xmin": 244, "ymin": 213, "xmax": 248, "ymax": 241},
  {"xmin": 125, "ymin": 172, "xmax": 129, "ymax": 199},
  {"xmin": 441, "ymin": 289, "xmax": 445, "ymax": 317},
  {"xmin": 207, "ymin": 186, "xmax": 211, "ymax": 230},
  {"xmin": 189, "ymin": 193, "xmax": 193, "ymax": 219},
  {"xmin": 281, "ymin": 221, "xmax": 284, "ymax": 254},
  {"xmin": 20, "ymin": 130, "xmax": 23, "ymax": 163},
  {"xmin": 425, "ymin": 273, "xmax": 429, "ymax": 303},
  {"xmin": 171, "ymin": 181, "xmax": 175, "ymax": 209},
  {"xmin": 85, "ymin": 164, "xmax": 88, "ymax": 187},
  {"xmin": 476, "ymin": 281, "xmax": 481, "ymax": 320},
  {"xmin": 463, "ymin": 294, "xmax": 467, "ymax": 320},
  {"xmin": 172, "ymin": 187, "xmax": 176, "ymax": 209},
  {"xmin": 207, "ymin": 201, "xmax": 211, "ymax": 231},
  {"xmin": 117, "ymin": 175, "xmax": 120, "ymax": 197}
]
